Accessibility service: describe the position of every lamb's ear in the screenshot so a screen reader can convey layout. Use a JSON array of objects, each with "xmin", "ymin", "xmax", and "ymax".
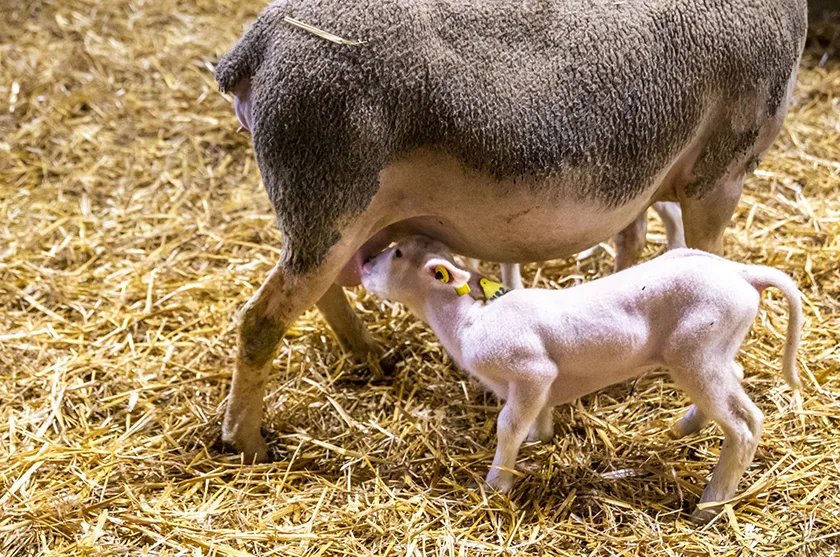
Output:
[{"xmin": 426, "ymin": 258, "xmax": 470, "ymax": 288}]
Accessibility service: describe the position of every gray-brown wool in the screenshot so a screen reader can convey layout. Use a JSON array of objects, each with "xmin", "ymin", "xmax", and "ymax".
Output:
[{"xmin": 216, "ymin": 0, "xmax": 807, "ymax": 274}]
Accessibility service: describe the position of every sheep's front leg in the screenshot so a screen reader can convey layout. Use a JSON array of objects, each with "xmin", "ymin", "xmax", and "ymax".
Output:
[
  {"xmin": 486, "ymin": 380, "xmax": 551, "ymax": 493},
  {"xmin": 614, "ymin": 213, "xmax": 648, "ymax": 271},
  {"xmin": 466, "ymin": 261, "xmax": 524, "ymax": 290},
  {"xmin": 652, "ymin": 202, "xmax": 686, "ymax": 250}
]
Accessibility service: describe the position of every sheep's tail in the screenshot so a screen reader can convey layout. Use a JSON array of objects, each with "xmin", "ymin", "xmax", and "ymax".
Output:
[
  {"xmin": 216, "ymin": 10, "xmax": 275, "ymax": 94},
  {"xmin": 743, "ymin": 265, "xmax": 803, "ymax": 404}
]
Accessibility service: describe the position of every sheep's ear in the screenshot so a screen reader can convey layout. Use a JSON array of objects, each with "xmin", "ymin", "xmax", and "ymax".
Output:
[{"xmin": 425, "ymin": 258, "xmax": 470, "ymax": 288}]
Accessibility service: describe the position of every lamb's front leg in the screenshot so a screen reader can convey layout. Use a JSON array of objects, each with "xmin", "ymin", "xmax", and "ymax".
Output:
[
  {"xmin": 527, "ymin": 404, "xmax": 555, "ymax": 442},
  {"xmin": 486, "ymin": 380, "xmax": 552, "ymax": 492}
]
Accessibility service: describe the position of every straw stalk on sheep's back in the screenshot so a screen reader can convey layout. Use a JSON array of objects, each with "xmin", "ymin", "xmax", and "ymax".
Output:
[{"xmin": 214, "ymin": 0, "xmax": 807, "ymax": 464}]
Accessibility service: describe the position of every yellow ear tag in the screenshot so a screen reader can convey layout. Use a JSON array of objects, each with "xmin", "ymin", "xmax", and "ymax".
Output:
[
  {"xmin": 480, "ymin": 278, "xmax": 509, "ymax": 301},
  {"xmin": 434, "ymin": 265, "xmax": 450, "ymax": 283},
  {"xmin": 436, "ymin": 265, "xmax": 471, "ymax": 296}
]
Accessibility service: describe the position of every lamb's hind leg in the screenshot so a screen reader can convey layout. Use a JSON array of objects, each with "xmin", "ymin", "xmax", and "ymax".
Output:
[
  {"xmin": 673, "ymin": 363, "xmax": 764, "ymax": 523},
  {"xmin": 527, "ymin": 404, "xmax": 555, "ymax": 442},
  {"xmin": 696, "ymin": 388, "xmax": 762, "ymax": 523},
  {"xmin": 671, "ymin": 363, "xmax": 744, "ymax": 438},
  {"xmin": 670, "ymin": 405, "xmax": 709, "ymax": 439}
]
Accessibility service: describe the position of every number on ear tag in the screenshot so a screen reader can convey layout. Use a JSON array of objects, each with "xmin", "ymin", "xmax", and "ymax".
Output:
[{"xmin": 480, "ymin": 278, "xmax": 509, "ymax": 300}]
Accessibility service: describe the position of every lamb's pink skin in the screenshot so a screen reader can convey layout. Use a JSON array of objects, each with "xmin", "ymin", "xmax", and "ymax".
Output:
[
  {"xmin": 361, "ymin": 238, "xmax": 801, "ymax": 519},
  {"xmin": 365, "ymin": 246, "xmax": 755, "ymax": 404}
]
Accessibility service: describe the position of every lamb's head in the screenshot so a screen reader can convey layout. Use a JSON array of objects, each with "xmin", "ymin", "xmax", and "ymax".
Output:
[{"xmin": 361, "ymin": 236, "xmax": 471, "ymax": 315}]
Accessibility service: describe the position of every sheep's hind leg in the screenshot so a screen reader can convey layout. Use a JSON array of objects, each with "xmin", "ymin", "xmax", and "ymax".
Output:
[
  {"xmin": 614, "ymin": 213, "xmax": 647, "ymax": 271},
  {"xmin": 679, "ymin": 97, "xmax": 789, "ymax": 257},
  {"xmin": 680, "ymin": 173, "xmax": 744, "ymax": 256},
  {"xmin": 223, "ymin": 241, "xmax": 362, "ymax": 462},
  {"xmin": 317, "ymin": 284, "xmax": 383, "ymax": 361}
]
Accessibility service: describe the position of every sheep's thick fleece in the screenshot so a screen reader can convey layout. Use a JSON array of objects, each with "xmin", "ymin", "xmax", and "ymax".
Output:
[
  {"xmin": 361, "ymin": 238, "xmax": 803, "ymax": 521},
  {"xmin": 216, "ymin": 0, "xmax": 806, "ymax": 274}
]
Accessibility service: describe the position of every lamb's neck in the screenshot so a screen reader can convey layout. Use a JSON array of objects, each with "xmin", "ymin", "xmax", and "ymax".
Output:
[{"xmin": 422, "ymin": 294, "xmax": 483, "ymax": 366}]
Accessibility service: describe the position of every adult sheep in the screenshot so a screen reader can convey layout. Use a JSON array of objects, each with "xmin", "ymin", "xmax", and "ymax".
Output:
[{"xmin": 215, "ymin": 0, "xmax": 807, "ymax": 462}]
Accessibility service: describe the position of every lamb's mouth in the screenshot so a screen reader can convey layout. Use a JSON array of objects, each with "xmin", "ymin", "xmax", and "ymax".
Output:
[{"xmin": 335, "ymin": 234, "xmax": 394, "ymax": 287}]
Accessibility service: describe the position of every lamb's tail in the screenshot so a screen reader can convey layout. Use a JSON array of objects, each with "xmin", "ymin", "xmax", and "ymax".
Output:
[{"xmin": 743, "ymin": 265, "xmax": 803, "ymax": 401}]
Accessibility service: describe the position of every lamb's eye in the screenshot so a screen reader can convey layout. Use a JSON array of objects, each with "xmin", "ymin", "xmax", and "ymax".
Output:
[
  {"xmin": 394, "ymin": 249, "xmax": 402, "ymax": 258},
  {"xmin": 434, "ymin": 270, "xmax": 444, "ymax": 280}
]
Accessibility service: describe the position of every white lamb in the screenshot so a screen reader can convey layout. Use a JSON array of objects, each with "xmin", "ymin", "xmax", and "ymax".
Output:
[{"xmin": 361, "ymin": 236, "xmax": 803, "ymax": 522}]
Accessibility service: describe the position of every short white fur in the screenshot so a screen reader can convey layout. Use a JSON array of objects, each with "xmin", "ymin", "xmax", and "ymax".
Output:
[{"xmin": 361, "ymin": 236, "xmax": 803, "ymax": 523}]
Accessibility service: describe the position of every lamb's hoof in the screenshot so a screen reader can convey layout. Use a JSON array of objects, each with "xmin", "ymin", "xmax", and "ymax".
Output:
[
  {"xmin": 527, "ymin": 425, "xmax": 555, "ymax": 443},
  {"xmin": 668, "ymin": 422, "xmax": 689, "ymax": 440},
  {"xmin": 485, "ymin": 471, "xmax": 514, "ymax": 494}
]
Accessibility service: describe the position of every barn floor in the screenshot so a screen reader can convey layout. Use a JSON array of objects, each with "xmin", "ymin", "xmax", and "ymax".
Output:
[{"xmin": 2, "ymin": 1, "xmax": 839, "ymax": 555}]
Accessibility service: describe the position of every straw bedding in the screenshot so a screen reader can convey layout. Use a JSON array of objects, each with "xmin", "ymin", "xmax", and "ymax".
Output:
[{"xmin": 1, "ymin": 1, "xmax": 839, "ymax": 555}]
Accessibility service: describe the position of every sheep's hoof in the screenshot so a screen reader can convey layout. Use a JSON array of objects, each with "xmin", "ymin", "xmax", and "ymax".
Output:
[
  {"xmin": 220, "ymin": 432, "xmax": 269, "ymax": 464},
  {"xmin": 354, "ymin": 340, "xmax": 400, "ymax": 377},
  {"xmin": 376, "ymin": 351, "xmax": 399, "ymax": 377},
  {"xmin": 689, "ymin": 506, "xmax": 718, "ymax": 525}
]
